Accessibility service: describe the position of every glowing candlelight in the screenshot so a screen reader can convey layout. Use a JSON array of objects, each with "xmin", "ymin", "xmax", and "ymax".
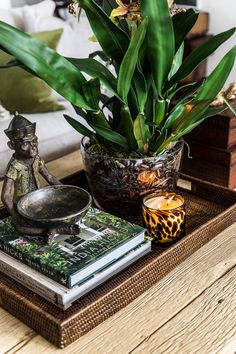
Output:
[{"xmin": 142, "ymin": 192, "xmax": 185, "ymax": 247}]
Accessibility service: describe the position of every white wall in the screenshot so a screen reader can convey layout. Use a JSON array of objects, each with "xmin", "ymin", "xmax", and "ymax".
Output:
[
  {"xmin": 201, "ymin": 0, "xmax": 236, "ymax": 85},
  {"xmin": 12, "ymin": 0, "xmax": 39, "ymax": 6}
]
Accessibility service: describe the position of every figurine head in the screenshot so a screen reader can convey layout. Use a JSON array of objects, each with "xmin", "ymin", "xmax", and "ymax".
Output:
[{"xmin": 4, "ymin": 112, "xmax": 38, "ymax": 158}]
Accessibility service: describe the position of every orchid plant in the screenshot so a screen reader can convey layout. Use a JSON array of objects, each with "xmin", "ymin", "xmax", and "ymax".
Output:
[{"xmin": 0, "ymin": 0, "xmax": 235, "ymax": 156}]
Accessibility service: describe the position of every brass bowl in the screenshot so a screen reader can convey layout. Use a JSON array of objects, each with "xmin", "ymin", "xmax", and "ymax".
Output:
[{"xmin": 17, "ymin": 185, "xmax": 92, "ymax": 228}]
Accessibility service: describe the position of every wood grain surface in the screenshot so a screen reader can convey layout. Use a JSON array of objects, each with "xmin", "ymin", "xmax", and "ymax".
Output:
[{"xmin": 1, "ymin": 223, "xmax": 236, "ymax": 354}]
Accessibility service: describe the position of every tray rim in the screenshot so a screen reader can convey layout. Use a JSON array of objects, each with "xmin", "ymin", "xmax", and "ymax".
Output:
[{"xmin": 0, "ymin": 173, "xmax": 236, "ymax": 348}]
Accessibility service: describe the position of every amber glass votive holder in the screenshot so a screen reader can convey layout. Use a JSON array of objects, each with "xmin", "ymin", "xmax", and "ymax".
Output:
[{"xmin": 142, "ymin": 192, "xmax": 186, "ymax": 247}]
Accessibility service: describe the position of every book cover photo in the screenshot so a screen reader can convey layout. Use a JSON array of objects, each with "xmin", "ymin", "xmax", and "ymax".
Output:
[{"xmin": 0, "ymin": 207, "xmax": 146, "ymax": 288}]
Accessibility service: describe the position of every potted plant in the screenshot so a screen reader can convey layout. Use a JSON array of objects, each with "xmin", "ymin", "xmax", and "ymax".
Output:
[{"xmin": 0, "ymin": 0, "xmax": 235, "ymax": 219}]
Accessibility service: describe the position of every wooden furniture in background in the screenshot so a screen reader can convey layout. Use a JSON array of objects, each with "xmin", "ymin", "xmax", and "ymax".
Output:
[{"xmin": 182, "ymin": 104, "xmax": 236, "ymax": 189}]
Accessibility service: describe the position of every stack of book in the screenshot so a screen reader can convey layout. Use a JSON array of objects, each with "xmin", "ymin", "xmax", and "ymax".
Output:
[{"xmin": 0, "ymin": 207, "xmax": 151, "ymax": 310}]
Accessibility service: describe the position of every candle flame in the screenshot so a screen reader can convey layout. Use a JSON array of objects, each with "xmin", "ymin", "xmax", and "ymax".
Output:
[{"xmin": 167, "ymin": 195, "xmax": 175, "ymax": 205}]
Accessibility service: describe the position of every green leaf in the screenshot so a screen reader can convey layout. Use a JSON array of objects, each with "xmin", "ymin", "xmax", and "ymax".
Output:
[
  {"xmin": 172, "ymin": 101, "xmax": 211, "ymax": 135},
  {"xmin": 64, "ymin": 115, "xmax": 96, "ymax": 141},
  {"xmin": 79, "ymin": 0, "xmax": 129, "ymax": 65},
  {"xmin": 82, "ymin": 78, "xmax": 101, "ymax": 110},
  {"xmin": 167, "ymin": 81, "xmax": 202, "ymax": 102},
  {"xmin": 168, "ymin": 42, "xmax": 184, "ymax": 81},
  {"xmin": 154, "ymin": 100, "xmax": 166, "ymax": 125},
  {"xmin": 194, "ymin": 46, "xmax": 236, "ymax": 101},
  {"xmin": 90, "ymin": 110, "xmax": 111, "ymax": 128},
  {"xmin": 101, "ymin": 95, "xmax": 115, "ymax": 112},
  {"xmin": 72, "ymin": 105, "xmax": 90, "ymax": 120},
  {"xmin": 89, "ymin": 50, "xmax": 110, "ymax": 61},
  {"xmin": 117, "ymin": 17, "xmax": 148, "ymax": 104},
  {"xmin": 120, "ymin": 105, "xmax": 138, "ymax": 150},
  {"xmin": 172, "ymin": 9, "xmax": 199, "ymax": 52},
  {"xmin": 140, "ymin": 0, "xmax": 175, "ymax": 96},
  {"xmin": 145, "ymin": 85, "xmax": 155, "ymax": 125},
  {"xmin": 203, "ymin": 106, "xmax": 227, "ymax": 118},
  {"xmin": 133, "ymin": 113, "xmax": 151, "ymax": 153},
  {"xmin": 89, "ymin": 123, "xmax": 129, "ymax": 149},
  {"xmin": 133, "ymin": 67, "xmax": 148, "ymax": 113},
  {"xmin": 149, "ymin": 129, "xmax": 168, "ymax": 155},
  {"xmin": 0, "ymin": 21, "xmax": 93, "ymax": 110},
  {"xmin": 163, "ymin": 104, "xmax": 186, "ymax": 131},
  {"xmin": 66, "ymin": 57, "xmax": 118, "ymax": 97},
  {"xmin": 174, "ymin": 104, "xmax": 228, "ymax": 140},
  {"xmin": 102, "ymin": 0, "xmax": 117, "ymax": 15},
  {"xmin": 166, "ymin": 27, "xmax": 236, "ymax": 90}
]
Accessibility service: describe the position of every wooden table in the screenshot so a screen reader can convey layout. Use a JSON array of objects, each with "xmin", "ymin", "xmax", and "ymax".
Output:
[{"xmin": 0, "ymin": 221, "xmax": 236, "ymax": 354}]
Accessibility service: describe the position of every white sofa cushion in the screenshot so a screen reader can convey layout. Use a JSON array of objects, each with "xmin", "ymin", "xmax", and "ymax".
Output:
[
  {"xmin": 0, "ymin": 0, "xmax": 11, "ymax": 9},
  {"xmin": 0, "ymin": 0, "xmax": 56, "ymax": 29},
  {"xmin": 0, "ymin": 7, "xmax": 23, "ymax": 28},
  {"xmin": 0, "ymin": 102, "xmax": 83, "ymax": 178},
  {"xmin": 23, "ymin": 9, "xmax": 101, "ymax": 58}
]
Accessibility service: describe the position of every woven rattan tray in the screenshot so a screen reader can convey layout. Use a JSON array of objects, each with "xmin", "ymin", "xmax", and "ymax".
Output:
[{"xmin": 0, "ymin": 173, "xmax": 236, "ymax": 348}]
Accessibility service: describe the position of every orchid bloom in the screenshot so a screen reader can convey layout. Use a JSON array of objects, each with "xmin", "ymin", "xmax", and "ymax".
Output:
[
  {"xmin": 111, "ymin": 0, "xmax": 140, "ymax": 18},
  {"xmin": 111, "ymin": 0, "xmax": 175, "ymax": 22}
]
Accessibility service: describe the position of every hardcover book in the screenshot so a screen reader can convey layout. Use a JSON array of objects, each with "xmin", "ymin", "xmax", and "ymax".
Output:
[
  {"xmin": 0, "ymin": 241, "xmax": 151, "ymax": 310},
  {"xmin": 0, "ymin": 207, "xmax": 146, "ymax": 288}
]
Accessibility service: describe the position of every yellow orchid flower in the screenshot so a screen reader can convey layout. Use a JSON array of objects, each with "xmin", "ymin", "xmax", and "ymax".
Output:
[
  {"xmin": 111, "ymin": 0, "xmax": 140, "ymax": 19},
  {"xmin": 111, "ymin": 0, "xmax": 129, "ymax": 18}
]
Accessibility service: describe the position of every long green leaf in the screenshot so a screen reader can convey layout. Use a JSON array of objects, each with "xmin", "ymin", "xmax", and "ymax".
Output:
[
  {"xmin": 0, "ymin": 21, "xmax": 93, "ymax": 110},
  {"xmin": 168, "ymin": 42, "xmax": 184, "ymax": 80},
  {"xmin": 89, "ymin": 50, "xmax": 109, "ymax": 61},
  {"xmin": 117, "ymin": 17, "xmax": 148, "ymax": 104},
  {"xmin": 102, "ymin": 0, "xmax": 117, "ymax": 15},
  {"xmin": 174, "ymin": 106, "xmax": 227, "ymax": 140},
  {"xmin": 172, "ymin": 9, "xmax": 199, "ymax": 52},
  {"xmin": 133, "ymin": 113, "xmax": 151, "ymax": 153},
  {"xmin": 167, "ymin": 81, "xmax": 202, "ymax": 102},
  {"xmin": 145, "ymin": 85, "xmax": 155, "ymax": 126},
  {"xmin": 140, "ymin": 0, "xmax": 175, "ymax": 96},
  {"xmin": 120, "ymin": 105, "xmax": 137, "ymax": 150},
  {"xmin": 72, "ymin": 105, "xmax": 90, "ymax": 120},
  {"xmin": 149, "ymin": 128, "xmax": 168, "ymax": 154},
  {"xmin": 133, "ymin": 67, "xmax": 148, "ymax": 113},
  {"xmin": 79, "ymin": 0, "xmax": 129, "ymax": 65},
  {"xmin": 82, "ymin": 78, "xmax": 101, "ymax": 110},
  {"xmin": 166, "ymin": 27, "xmax": 236, "ymax": 90},
  {"xmin": 90, "ymin": 110, "xmax": 111, "ymax": 128},
  {"xmin": 64, "ymin": 115, "xmax": 96, "ymax": 141},
  {"xmin": 194, "ymin": 46, "xmax": 236, "ymax": 101},
  {"xmin": 154, "ymin": 100, "xmax": 166, "ymax": 125},
  {"xmin": 89, "ymin": 123, "xmax": 129, "ymax": 149},
  {"xmin": 163, "ymin": 104, "xmax": 186, "ymax": 131},
  {"xmin": 172, "ymin": 101, "xmax": 211, "ymax": 135},
  {"xmin": 66, "ymin": 57, "xmax": 119, "ymax": 97}
]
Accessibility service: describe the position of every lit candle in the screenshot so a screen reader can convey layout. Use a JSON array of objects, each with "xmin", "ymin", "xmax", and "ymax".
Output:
[{"xmin": 142, "ymin": 192, "xmax": 185, "ymax": 247}]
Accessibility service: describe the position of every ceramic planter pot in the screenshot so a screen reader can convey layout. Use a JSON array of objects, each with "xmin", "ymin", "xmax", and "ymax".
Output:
[{"xmin": 81, "ymin": 138, "xmax": 184, "ymax": 220}]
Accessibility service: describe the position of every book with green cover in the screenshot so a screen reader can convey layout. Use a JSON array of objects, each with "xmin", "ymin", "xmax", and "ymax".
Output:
[{"xmin": 0, "ymin": 208, "xmax": 146, "ymax": 288}]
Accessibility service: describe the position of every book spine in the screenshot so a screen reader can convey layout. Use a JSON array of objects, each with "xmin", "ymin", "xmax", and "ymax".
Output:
[
  {"xmin": 0, "ymin": 258, "xmax": 64, "ymax": 306},
  {"xmin": 0, "ymin": 240, "xmax": 69, "ymax": 288}
]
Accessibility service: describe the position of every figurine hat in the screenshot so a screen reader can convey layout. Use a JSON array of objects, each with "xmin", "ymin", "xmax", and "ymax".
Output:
[{"xmin": 4, "ymin": 112, "xmax": 36, "ymax": 141}]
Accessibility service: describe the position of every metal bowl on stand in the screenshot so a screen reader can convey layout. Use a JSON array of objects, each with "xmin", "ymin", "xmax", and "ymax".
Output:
[{"xmin": 17, "ymin": 185, "xmax": 92, "ymax": 229}]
